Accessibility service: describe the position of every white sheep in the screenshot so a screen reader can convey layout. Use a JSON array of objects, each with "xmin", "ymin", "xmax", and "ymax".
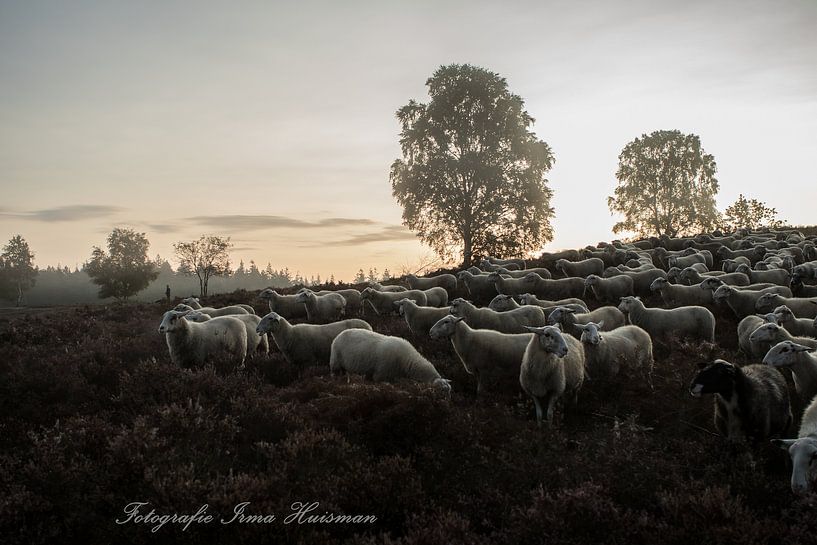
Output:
[
  {"xmin": 523, "ymin": 273, "xmax": 586, "ymax": 300},
  {"xmin": 763, "ymin": 341, "xmax": 817, "ymax": 413},
  {"xmin": 495, "ymin": 266, "xmax": 552, "ymax": 279},
  {"xmin": 602, "ymin": 268, "xmax": 667, "ymax": 297},
  {"xmin": 736, "ymin": 314, "xmax": 777, "ymax": 357},
  {"xmin": 394, "ymin": 298, "xmax": 451, "ymax": 336},
  {"xmin": 485, "ymin": 256, "xmax": 527, "ymax": 269},
  {"xmin": 618, "ymin": 296, "xmax": 715, "ymax": 343},
  {"xmin": 679, "ymin": 268, "xmax": 747, "ymax": 287},
  {"xmin": 294, "ymin": 289, "xmax": 346, "ymax": 322},
  {"xmin": 519, "ymin": 325, "xmax": 586, "ymax": 427},
  {"xmin": 360, "ymin": 287, "xmax": 427, "ymax": 314},
  {"xmin": 749, "ymin": 323, "xmax": 817, "ymax": 361},
  {"xmin": 158, "ymin": 310, "xmax": 247, "ymax": 368},
  {"xmin": 449, "ymin": 297, "xmax": 546, "ymax": 333},
  {"xmin": 368, "ymin": 281, "xmax": 408, "ymax": 293},
  {"xmin": 300, "ymin": 288, "xmax": 363, "ymax": 315},
  {"xmin": 555, "ymin": 257, "xmax": 604, "ymax": 278},
  {"xmin": 574, "ymin": 321, "xmax": 654, "ymax": 381},
  {"xmin": 174, "ymin": 300, "xmax": 250, "ymax": 318},
  {"xmin": 488, "ymin": 271, "xmax": 538, "ymax": 296},
  {"xmin": 429, "ymin": 315, "xmax": 532, "ymax": 395},
  {"xmin": 734, "ymin": 264, "xmax": 790, "ymax": 286},
  {"xmin": 649, "ymin": 277, "xmax": 713, "ymax": 307},
  {"xmin": 456, "ymin": 270, "xmax": 499, "ymax": 302},
  {"xmin": 258, "ymin": 288, "xmax": 308, "ymax": 320},
  {"xmin": 755, "ymin": 293, "xmax": 817, "ymax": 318},
  {"xmin": 546, "ymin": 306, "xmax": 626, "ymax": 338},
  {"xmin": 489, "ymin": 294, "xmax": 522, "ymax": 312},
  {"xmin": 256, "ymin": 311, "xmax": 371, "ymax": 367},
  {"xmin": 773, "ymin": 394, "xmax": 817, "ymax": 494},
  {"xmin": 584, "ymin": 274, "xmax": 633, "ymax": 303},
  {"xmin": 406, "ymin": 273, "xmax": 457, "ymax": 293},
  {"xmin": 421, "ymin": 286, "xmax": 449, "ymax": 307},
  {"xmin": 184, "ymin": 310, "xmax": 269, "ymax": 355},
  {"xmin": 518, "ymin": 293, "xmax": 588, "ymax": 312},
  {"xmin": 773, "ymin": 305, "xmax": 817, "ymax": 338},
  {"xmin": 712, "ymin": 285, "xmax": 793, "ymax": 319},
  {"xmin": 329, "ymin": 329, "xmax": 451, "ymax": 394},
  {"xmin": 181, "ymin": 296, "xmax": 256, "ymax": 315}
]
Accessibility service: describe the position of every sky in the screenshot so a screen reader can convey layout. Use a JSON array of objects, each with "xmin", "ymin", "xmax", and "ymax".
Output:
[{"xmin": 1, "ymin": 0, "xmax": 815, "ymax": 282}]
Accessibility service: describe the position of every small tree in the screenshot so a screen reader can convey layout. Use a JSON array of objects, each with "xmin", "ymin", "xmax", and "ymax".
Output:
[
  {"xmin": 85, "ymin": 228, "xmax": 158, "ymax": 302},
  {"xmin": 354, "ymin": 269, "xmax": 366, "ymax": 284},
  {"xmin": 0, "ymin": 235, "xmax": 37, "ymax": 306},
  {"xmin": 173, "ymin": 235, "xmax": 232, "ymax": 297},
  {"xmin": 608, "ymin": 130, "xmax": 719, "ymax": 238},
  {"xmin": 722, "ymin": 194, "xmax": 783, "ymax": 231}
]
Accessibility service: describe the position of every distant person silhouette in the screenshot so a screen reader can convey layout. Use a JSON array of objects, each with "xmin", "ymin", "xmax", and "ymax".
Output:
[{"xmin": 165, "ymin": 285, "xmax": 171, "ymax": 302}]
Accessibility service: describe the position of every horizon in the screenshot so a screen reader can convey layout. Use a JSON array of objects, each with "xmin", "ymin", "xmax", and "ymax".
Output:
[{"xmin": 2, "ymin": 0, "xmax": 816, "ymax": 281}]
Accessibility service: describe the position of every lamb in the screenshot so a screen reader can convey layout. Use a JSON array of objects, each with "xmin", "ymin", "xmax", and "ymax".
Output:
[
  {"xmin": 456, "ymin": 270, "xmax": 499, "ymax": 302},
  {"xmin": 750, "ymin": 324, "xmax": 817, "ymax": 359},
  {"xmin": 449, "ymin": 297, "xmax": 546, "ymax": 333},
  {"xmin": 735, "ymin": 263, "xmax": 790, "ymax": 286},
  {"xmin": 181, "ymin": 296, "xmax": 256, "ymax": 315},
  {"xmin": 554, "ymin": 257, "xmax": 604, "ymax": 278},
  {"xmin": 405, "ymin": 273, "xmax": 458, "ymax": 293},
  {"xmin": 421, "ymin": 286, "xmax": 449, "ymax": 308},
  {"xmin": 574, "ymin": 322, "xmax": 653, "ymax": 381},
  {"xmin": 294, "ymin": 289, "xmax": 346, "ymax": 322},
  {"xmin": 256, "ymin": 311, "xmax": 371, "ymax": 367},
  {"xmin": 583, "ymin": 274, "xmax": 633, "ymax": 303},
  {"xmin": 360, "ymin": 287, "xmax": 427, "ymax": 314},
  {"xmin": 755, "ymin": 293, "xmax": 817, "ymax": 317},
  {"xmin": 429, "ymin": 315, "xmax": 532, "ymax": 394},
  {"xmin": 258, "ymin": 288, "xmax": 308, "ymax": 320},
  {"xmin": 712, "ymin": 285, "xmax": 793, "ymax": 319},
  {"xmin": 689, "ymin": 360, "xmax": 791, "ymax": 442},
  {"xmin": 368, "ymin": 281, "xmax": 408, "ymax": 293},
  {"xmin": 184, "ymin": 311, "xmax": 269, "ymax": 355},
  {"xmin": 395, "ymin": 298, "xmax": 450, "ymax": 336},
  {"xmin": 773, "ymin": 305, "xmax": 817, "ymax": 338},
  {"xmin": 773, "ymin": 394, "xmax": 817, "ymax": 494},
  {"xmin": 603, "ymin": 268, "xmax": 667, "ymax": 297},
  {"xmin": 618, "ymin": 296, "xmax": 715, "ymax": 342},
  {"xmin": 488, "ymin": 271, "xmax": 538, "ymax": 296},
  {"xmin": 736, "ymin": 314, "xmax": 777, "ymax": 357},
  {"xmin": 546, "ymin": 306, "xmax": 626, "ymax": 337},
  {"xmin": 158, "ymin": 310, "xmax": 247, "ymax": 368},
  {"xmin": 329, "ymin": 329, "xmax": 452, "ymax": 394},
  {"xmin": 763, "ymin": 341, "xmax": 817, "ymax": 411},
  {"xmin": 523, "ymin": 273, "xmax": 586, "ymax": 300},
  {"xmin": 649, "ymin": 277, "xmax": 713, "ymax": 307},
  {"xmin": 519, "ymin": 325, "xmax": 586, "ymax": 427}
]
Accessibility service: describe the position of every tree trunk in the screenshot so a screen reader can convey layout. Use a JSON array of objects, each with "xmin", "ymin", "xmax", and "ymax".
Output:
[
  {"xmin": 16, "ymin": 281, "xmax": 22, "ymax": 307},
  {"xmin": 462, "ymin": 231, "xmax": 473, "ymax": 269}
]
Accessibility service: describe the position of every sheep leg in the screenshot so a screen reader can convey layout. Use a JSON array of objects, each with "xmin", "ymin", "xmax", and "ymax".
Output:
[
  {"xmin": 533, "ymin": 396, "xmax": 544, "ymax": 427},
  {"xmin": 545, "ymin": 394, "xmax": 558, "ymax": 428}
]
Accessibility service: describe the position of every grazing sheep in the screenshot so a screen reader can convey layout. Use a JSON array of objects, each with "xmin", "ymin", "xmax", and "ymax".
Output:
[
  {"xmin": 736, "ymin": 314, "xmax": 777, "ymax": 357},
  {"xmin": 546, "ymin": 306, "xmax": 626, "ymax": 338},
  {"xmin": 618, "ymin": 296, "xmax": 715, "ymax": 343},
  {"xmin": 456, "ymin": 270, "xmax": 499, "ymax": 302},
  {"xmin": 584, "ymin": 274, "xmax": 633, "ymax": 303},
  {"xmin": 368, "ymin": 281, "xmax": 408, "ymax": 293},
  {"xmin": 258, "ymin": 288, "xmax": 308, "ymax": 320},
  {"xmin": 406, "ymin": 273, "xmax": 458, "ymax": 293},
  {"xmin": 519, "ymin": 325, "xmax": 586, "ymax": 427},
  {"xmin": 256, "ymin": 311, "xmax": 371, "ymax": 367},
  {"xmin": 184, "ymin": 311, "xmax": 269, "ymax": 355},
  {"xmin": 735, "ymin": 264, "xmax": 790, "ymax": 286},
  {"xmin": 524, "ymin": 273, "xmax": 586, "ymax": 300},
  {"xmin": 689, "ymin": 360, "xmax": 791, "ymax": 442},
  {"xmin": 360, "ymin": 287, "xmax": 427, "ymax": 314},
  {"xmin": 773, "ymin": 305, "xmax": 817, "ymax": 338},
  {"xmin": 712, "ymin": 285, "xmax": 793, "ymax": 319},
  {"xmin": 294, "ymin": 289, "xmax": 346, "ymax": 322},
  {"xmin": 395, "ymin": 298, "xmax": 450, "ymax": 336},
  {"xmin": 555, "ymin": 257, "xmax": 604, "ymax": 278},
  {"xmin": 182, "ymin": 297, "xmax": 256, "ymax": 315},
  {"xmin": 649, "ymin": 277, "xmax": 713, "ymax": 307},
  {"xmin": 575, "ymin": 321, "xmax": 653, "ymax": 381},
  {"xmin": 603, "ymin": 268, "xmax": 667, "ymax": 297},
  {"xmin": 421, "ymin": 286, "xmax": 449, "ymax": 308},
  {"xmin": 755, "ymin": 294, "xmax": 817, "ymax": 317},
  {"xmin": 329, "ymin": 329, "xmax": 451, "ymax": 394},
  {"xmin": 430, "ymin": 315, "xmax": 531, "ymax": 395},
  {"xmin": 763, "ymin": 341, "xmax": 817, "ymax": 410},
  {"xmin": 449, "ymin": 298, "xmax": 546, "ymax": 333},
  {"xmin": 772, "ymin": 394, "xmax": 817, "ymax": 494},
  {"xmin": 158, "ymin": 310, "xmax": 247, "ymax": 368}
]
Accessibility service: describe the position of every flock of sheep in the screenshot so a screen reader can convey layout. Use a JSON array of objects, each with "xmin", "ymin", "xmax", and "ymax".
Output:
[{"xmin": 157, "ymin": 227, "xmax": 817, "ymax": 495}]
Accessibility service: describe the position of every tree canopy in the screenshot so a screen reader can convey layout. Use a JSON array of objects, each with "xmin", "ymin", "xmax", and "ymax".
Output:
[
  {"xmin": 85, "ymin": 228, "xmax": 158, "ymax": 302},
  {"xmin": 0, "ymin": 235, "xmax": 37, "ymax": 306},
  {"xmin": 390, "ymin": 63, "xmax": 556, "ymax": 266},
  {"xmin": 721, "ymin": 194, "xmax": 783, "ymax": 230},
  {"xmin": 173, "ymin": 235, "xmax": 232, "ymax": 297},
  {"xmin": 608, "ymin": 130, "xmax": 719, "ymax": 238}
]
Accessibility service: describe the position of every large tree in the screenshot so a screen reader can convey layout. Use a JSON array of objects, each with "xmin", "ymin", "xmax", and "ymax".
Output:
[
  {"xmin": 0, "ymin": 235, "xmax": 37, "ymax": 306},
  {"xmin": 173, "ymin": 235, "xmax": 232, "ymax": 297},
  {"xmin": 85, "ymin": 228, "xmax": 158, "ymax": 302},
  {"xmin": 390, "ymin": 64, "xmax": 556, "ymax": 266},
  {"xmin": 721, "ymin": 194, "xmax": 783, "ymax": 231},
  {"xmin": 608, "ymin": 130, "xmax": 719, "ymax": 238}
]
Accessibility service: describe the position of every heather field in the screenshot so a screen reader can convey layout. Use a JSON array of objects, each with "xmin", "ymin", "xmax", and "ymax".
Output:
[{"xmin": 2, "ymin": 272, "xmax": 817, "ymax": 545}]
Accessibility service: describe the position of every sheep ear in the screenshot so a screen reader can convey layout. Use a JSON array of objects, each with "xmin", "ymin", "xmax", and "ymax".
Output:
[
  {"xmin": 597, "ymin": 320, "xmax": 605, "ymax": 329},
  {"xmin": 771, "ymin": 439, "xmax": 796, "ymax": 450},
  {"xmin": 453, "ymin": 316, "xmax": 464, "ymax": 323},
  {"xmin": 523, "ymin": 326, "xmax": 545, "ymax": 335}
]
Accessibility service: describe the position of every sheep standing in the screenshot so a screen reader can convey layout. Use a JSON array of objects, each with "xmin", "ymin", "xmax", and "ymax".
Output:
[
  {"xmin": 450, "ymin": 297, "xmax": 546, "ymax": 333},
  {"xmin": 749, "ymin": 323, "xmax": 817, "ymax": 361},
  {"xmin": 258, "ymin": 288, "xmax": 307, "ymax": 320},
  {"xmin": 603, "ymin": 268, "xmax": 667, "ymax": 297},
  {"xmin": 555, "ymin": 257, "xmax": 604, "ymax": 278},
  {"xmin": 488, "ymin": 271, "xmax": 538, "ymax": 296},
  {"xmin": 736, "ymin": 314, "xmax": 777, "ymax": 357},
  {"xmin": 649, "ymin": 277, "xmax": 712, "ymax": 307},
  {"xmin": 430, "ymin": 315, "xmax": 531, "ymax": 395},
  {"xmin": 773, "ymin": 394, "xmax": 817, "ymax": 494},
  {"xmin": 755, "ymin": 293, "xmax": 817, "ymax": 318},
  {"xmin": 712, "ymin": 285, "xmax": 792, "ymax": 319},
  {"xmin": 773, "ymin": 305, "xmax": 817, "ymax": 338},
  {"xmin": 329, "ymin": 329, "xmax": 451, "ymax": 394},
  {"xmin": 181, "ymin": 297, "xmax": 256, "ymax": 315},
  {"xmin": 184, "ymin": 311, "xmax": 269, "ymax": 355},
  {"xmin": 763, "ymin": 341, "xmax": 817, "ymax": 408},
  {"xmin": 456, "ymin": 270, "xmax": 499, "ymax": 302},
  {"xmin": 295, "ymin": 290, "xmax": 346, "ymax": 322},
  {"xmin": 689, "ymin": 359, "xmax": 791, "ymax": 442},
  {"xmin": 734, "ymin": 264, "xmax": 790, "ymax": 286},
  {"xmin": 575, "ymin": 322, "xmax": 653, "ymax": 381},
  {"xmin": 256, "ymin": 311, "xmax": 371, "ymax": 367},
  {"xmin": 584, "ymin": 274, "xmax": 633, "ymax": 303},
  {"xmin": 524, "ymin": 273, "xmax": 586, "ymax": 300},
  {"xmin": 395, "ymin": 298, "xmax": 450, "ymax": 336},
  {"xmin": 421, "ymin": 286, "xmax": 449, "ymax": 307},
  {"xmin": 618, "ymin": 296, "xmax": 715, "ymax": 343},
  {"xmin": 489, "ymin": 294, "xmax": 522, "ymax": 312},
  {"xmin": 519, "ymin": 325, "xmax": 586, "ymax": 427},
  {"xmin": 159, "ymin": 310, "xmax": 247, "ymax": 368},
  {"xmin": 406, "ymin": 273, "xmax": 458, "ymax": 294},
  {"xmin": 360, "ymin": 287, "xmax": 427, "ymax": 314},
  {"xmin": 306, "ymin": 288, "xmax": 363, "ymax": 315},
  {"xmin": 546, "ymin": 306, "xmax": 626, "ymax": 338}
]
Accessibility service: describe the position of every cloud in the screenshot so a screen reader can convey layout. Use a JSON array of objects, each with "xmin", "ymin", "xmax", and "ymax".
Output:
[
  {"xmin": 0, "ymin": 205, "xmax": 125, "ymax": 222},
  {"xmin": 185, "ymin": 214, "xmax": 377, "ymax": 231},
  {"xmin": 145, "ymin": 223, "xmax": 182, "ymax": 234}
]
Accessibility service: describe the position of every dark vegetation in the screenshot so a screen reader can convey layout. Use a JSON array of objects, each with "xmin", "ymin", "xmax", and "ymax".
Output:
[{"xmin": 2, "ymin": 260, "xmax": 816, "ymax": 545}]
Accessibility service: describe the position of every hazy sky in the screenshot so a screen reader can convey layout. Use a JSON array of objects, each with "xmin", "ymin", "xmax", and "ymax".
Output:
[{"xmin": 1, "ymin": 0, "xmax": 815, "ymax": 281}]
